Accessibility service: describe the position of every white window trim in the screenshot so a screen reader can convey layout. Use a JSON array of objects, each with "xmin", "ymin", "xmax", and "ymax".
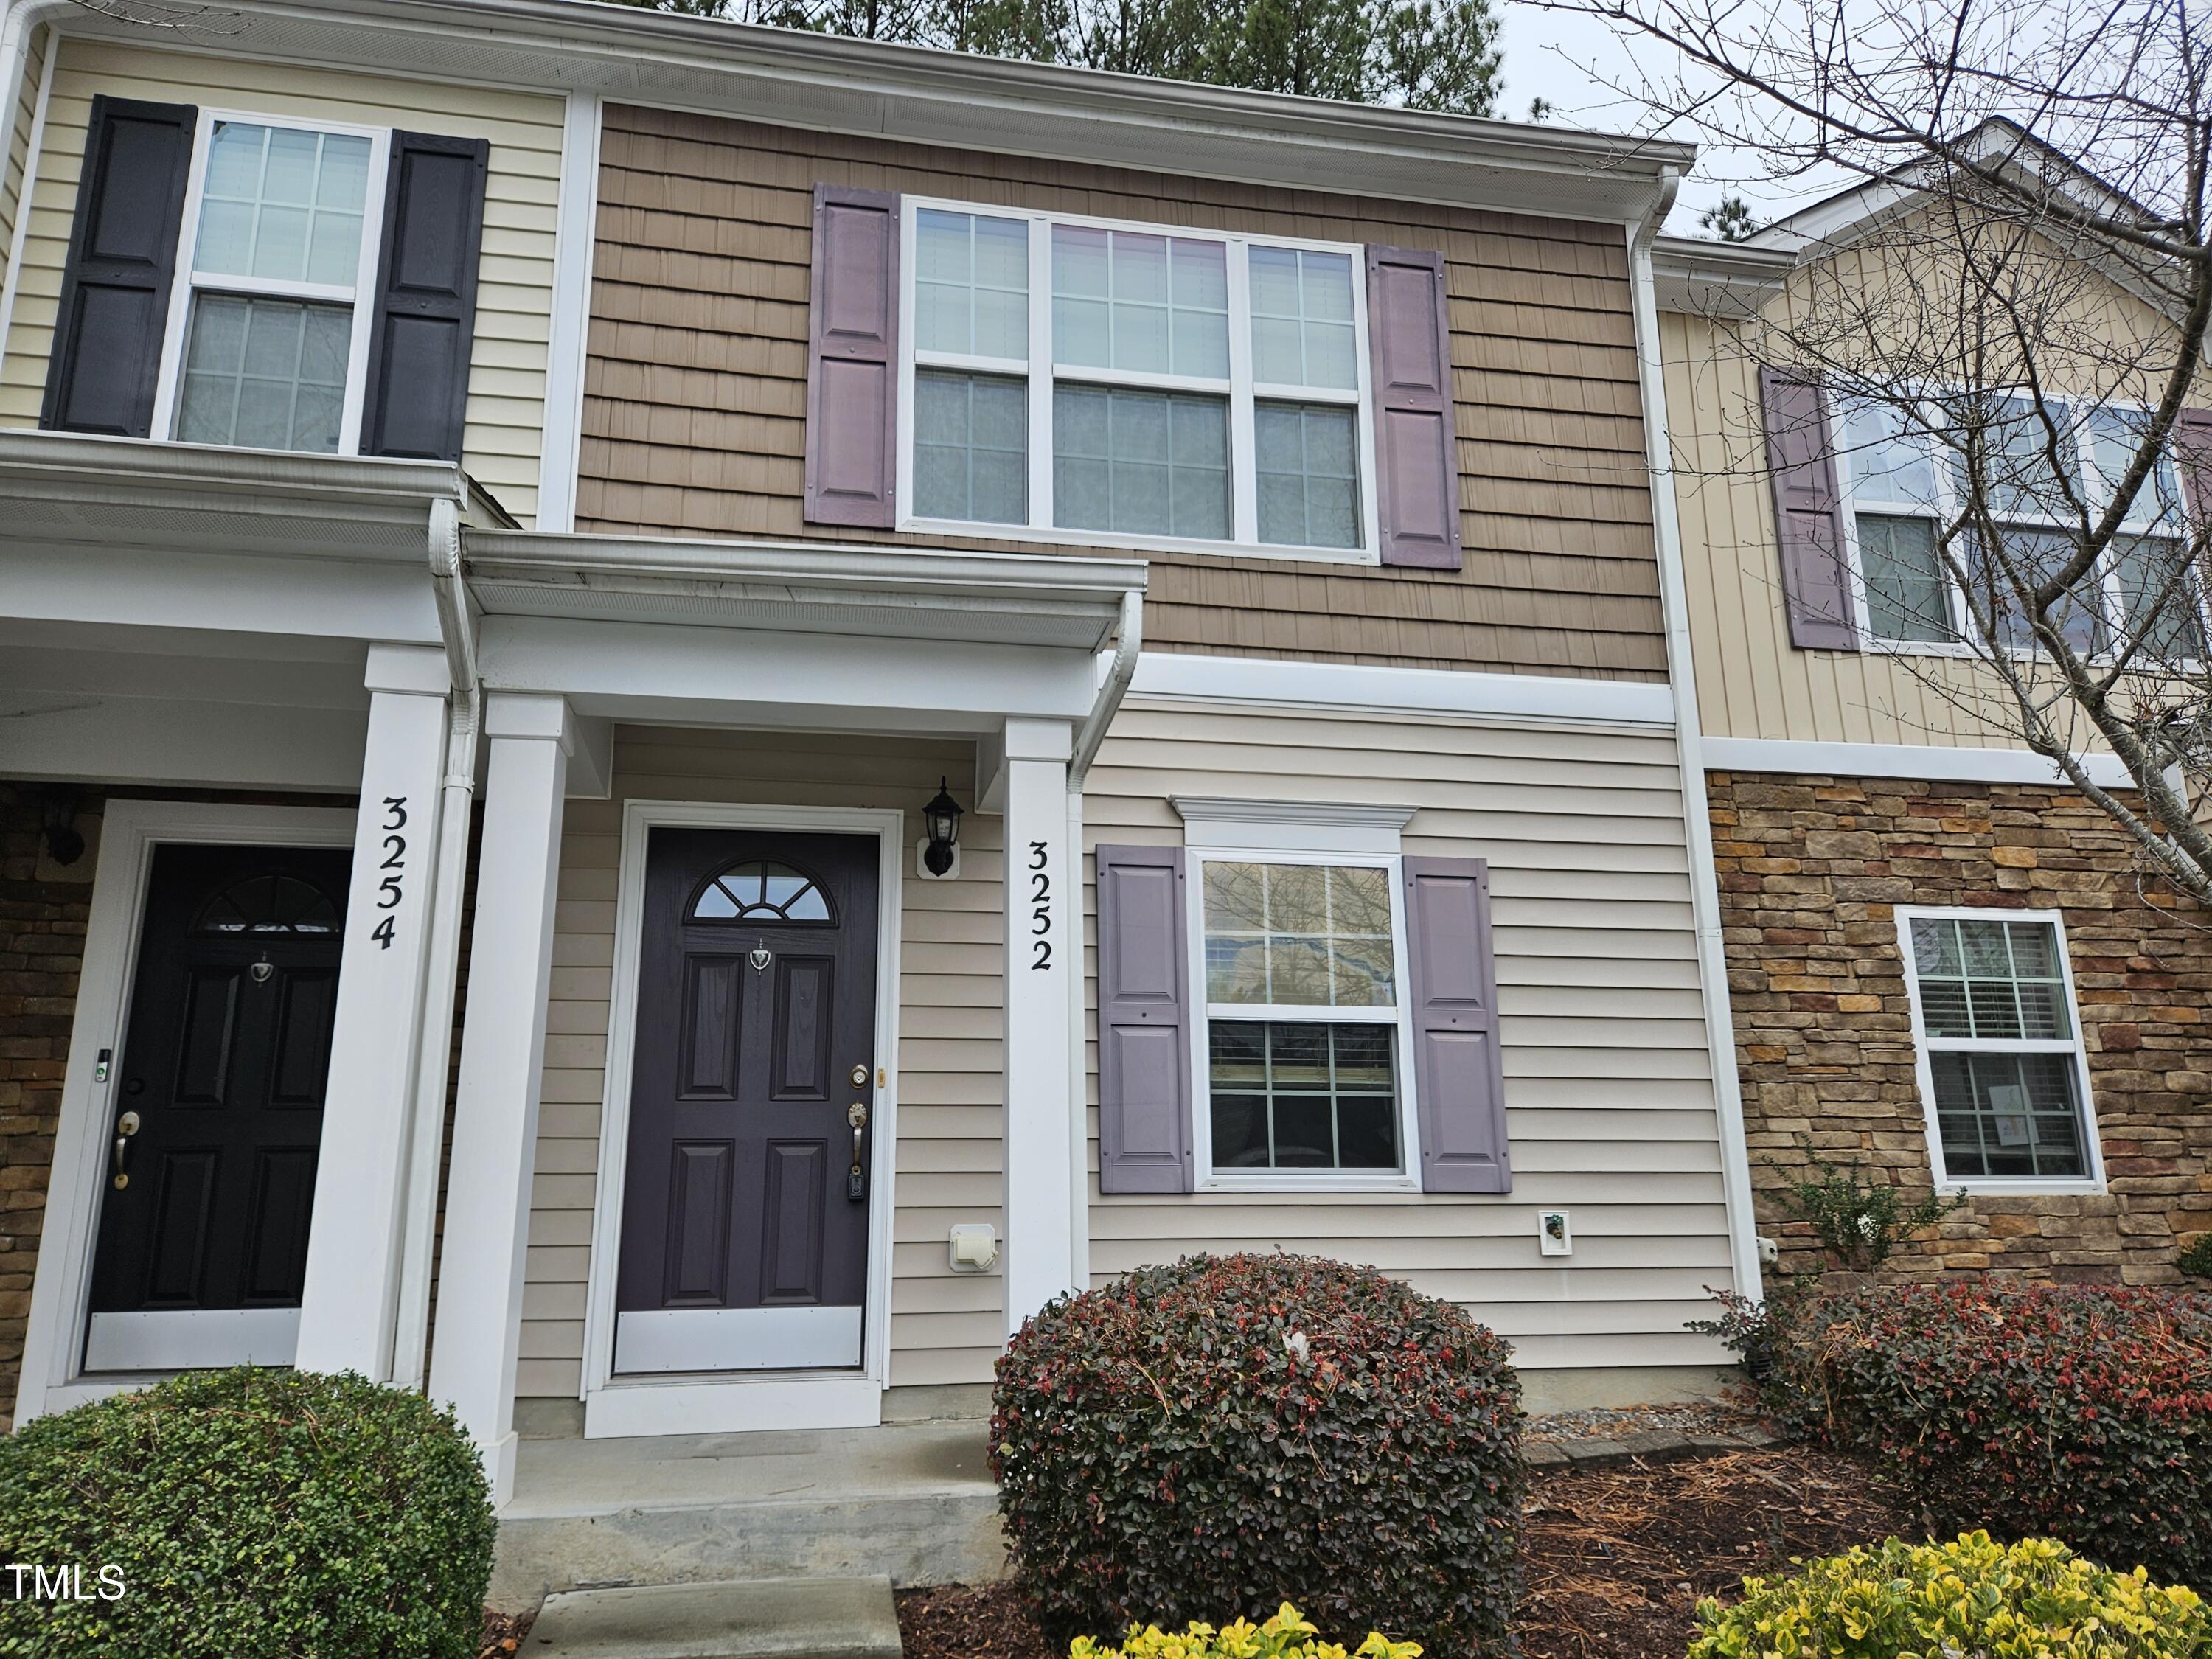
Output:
[
  {"xmin": 147, "ymin": 107, "xmax": 393, "ymax": 457},
  {"xmin": 1836, "ymin": 394, "xmax": 2211, "ymax": 664},
  {"xmin": 1182, "ymin": 841, "xmax": 1423, "ymax": 1194},
  {"xmin": 1893, "ymin": 903, "xmax": 2107, "ymax": 1195},
  {"xmin": 895, "ymin": 194, "xmax": 1382, "ymax": 567}
]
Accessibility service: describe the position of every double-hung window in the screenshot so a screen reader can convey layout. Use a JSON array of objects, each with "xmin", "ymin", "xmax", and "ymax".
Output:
[
  {"xmin": 902, "ymin": 200, "xmax": 1378, "ymax": 560},
  {"xmin": 1837, "ymin": 395, "xmax": 2208, "ymax": 658},
  {"xmin": 1896, "ymin": 907, "xmax": 2104, "ymax": 1191},
  {"xmin": 1189, "ymin": 853, "xmax": 1418, "ymax": 1184},
  {"xmin": 150, "ymin": 113, "xmax": 390, "ymax": 456}
]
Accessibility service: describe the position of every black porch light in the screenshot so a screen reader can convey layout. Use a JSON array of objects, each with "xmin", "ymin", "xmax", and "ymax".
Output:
[{"xmin": 922, "ymin": 778, "xmax": 963, "ymax": 877}]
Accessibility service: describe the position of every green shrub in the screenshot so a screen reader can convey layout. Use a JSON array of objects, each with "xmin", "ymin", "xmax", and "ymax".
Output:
[
  {"xmin": 991, "ymin": 1253, "xmax": 1522, "ymax": 1656},
  {"xmin": 0, "ymin": 1366, "xmax": 494, "ymax": 1658},
  {"xmin": 1071, "ymin": 1601, "xmax": 1422, "ymax": 1659},
  {"xmin": 2183, "ymin": 1233, "xmax": 2212, "ymax": 1281},
  {"xmin": 1687, "ymin": 1532, "xmax": 2210, "ymax": 1659},
  {"xmin": 1698, "ymin": 1279, "xmax": 2212, "ymax": 1588}
]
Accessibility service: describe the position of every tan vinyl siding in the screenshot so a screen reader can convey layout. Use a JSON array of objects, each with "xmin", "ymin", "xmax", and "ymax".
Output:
[
  {"xmin": 521, "ymin": 728, "xmax": 1005, "ymax": 1401},
  {"xmin": 0, "ymin": 38, "xmax": 562, "ymax": 525},
  {"xmin": 0, "ymin": 24, "xmax": 48, "ymax": 303},
  {"xmin": 1081, "ymin": 700, "xmax": 1737, "ymax": 1374},
  {"xmin": 577, "ymin": 104, "xmax": 1666, "ymax": 682}
]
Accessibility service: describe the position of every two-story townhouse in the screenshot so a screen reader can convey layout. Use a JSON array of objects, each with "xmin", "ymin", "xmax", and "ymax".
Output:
[
  {"xmin": 0, "ymin": 0, "xmax": 1758, "ymax": 1599},
  {"xmin": 1653, "ymin": 157, "xmax": 2212, "ymax": 1284}
]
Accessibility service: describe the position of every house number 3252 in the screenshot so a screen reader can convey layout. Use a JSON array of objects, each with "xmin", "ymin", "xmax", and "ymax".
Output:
[
  {"xmin": 369, "ymin": 796, "xmax": 408, "ymax": 950},
  {"xmin": 1029, "ymin": 840, "xmax": 1053, "ymax": 970}
]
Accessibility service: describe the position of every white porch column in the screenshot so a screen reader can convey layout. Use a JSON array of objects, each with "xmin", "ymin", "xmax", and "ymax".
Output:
[
  {"xmin": 1001, "ymin": 715, "xmax": 1078, "ymax": 1332},
  {"xmin": 426, "ymin": 693, "xmax": 572, "ymax": 1506},
  {"xmin": 296, "ymin": 644, "xmax": 451, "ymax": 1379}
]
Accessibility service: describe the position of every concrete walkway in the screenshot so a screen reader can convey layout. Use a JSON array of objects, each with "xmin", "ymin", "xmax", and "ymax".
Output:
[
  {"xmin": 490, "ymin": 1419, "xmax": 1004, "ymax": 1613},
  {"xmin": 524, "ymin": 1575, "xmax": 905, "ymax": 1659}
]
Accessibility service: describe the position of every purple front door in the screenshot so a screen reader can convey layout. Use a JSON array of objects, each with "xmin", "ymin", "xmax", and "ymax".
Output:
[{"xmin": 614, "ymin": 827, "xmax": 879, "ymax": 1374}]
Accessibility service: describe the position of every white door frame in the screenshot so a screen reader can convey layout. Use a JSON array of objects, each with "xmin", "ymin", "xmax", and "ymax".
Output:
[
  {"xmin": 15, "ymin": 800, "xmax": 357, "ymax": 1425},
  {"xmin": 580, "ymin": 800, "xmax": 904, "ymax": 1439}
]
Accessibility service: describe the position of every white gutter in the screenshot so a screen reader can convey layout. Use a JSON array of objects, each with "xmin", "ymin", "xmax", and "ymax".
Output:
[
  {"xmin": 0, "ymin": 1, "xmax": 58, "ymax": 372},
  {"xmin": 1626, "ymin": 173, "xmax": 1766, "ymax": 1304},
  {"xmin": 394, "ymin": 495, "xmax": 483, "ymax": 1388},
  {"xmin": 1063, "ymin": 588, "xmax": 1143, "ymax": 1292}
]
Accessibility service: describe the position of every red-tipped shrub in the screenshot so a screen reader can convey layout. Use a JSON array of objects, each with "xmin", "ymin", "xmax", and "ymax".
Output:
[
  {"xmin": 1708, "ymin": 1278, "xmax": 2212, "ymax": 1587},
  {"xmin": 990, "ymin": 1253, "xmax": 1523, "ymax": 1655}
]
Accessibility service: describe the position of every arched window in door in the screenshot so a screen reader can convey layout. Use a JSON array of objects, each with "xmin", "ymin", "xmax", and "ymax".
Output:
[
  {"xmin": 190, "ymin": 873, "xmax": 341, "ymax": 934},
  {"xmin": 689, "ymin": 860, "xmax": 832, "ymax": 923}
]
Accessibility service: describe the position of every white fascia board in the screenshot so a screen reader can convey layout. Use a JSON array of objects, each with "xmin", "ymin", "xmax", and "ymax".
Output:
[
  {"xmin": 1650, "ymin": 234, "xmax": 1796, "ymax": 316},
  {"xmin": 1702, "ymin": 735, "xmax": 2136, "ymax": 790},
  {"xmin": 477, "ymin": 613, "xmax": 1101, "ymax": 731},
  {"xmin": 0, "ymin": 692, "xmax": 367, "ymax": 791},
  {"xmin": 1127, "ymin": 651, "xmax": 1677, "ymax": 729},
  {"xmin": 3, "ymin": 545, "xmax": 442, "ymax": 644},
  {"xmin": 464, "ymin": 531, "xmax": 1145, "ymax": 653},
  {"xmin": 21, "ymin": 0, "xmax": 1692, "ymax": 225}
]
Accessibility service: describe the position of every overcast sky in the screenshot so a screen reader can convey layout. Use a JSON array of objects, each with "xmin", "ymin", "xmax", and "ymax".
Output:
[{"xmin": 1494, "ymin": 1, "xmax": 1851, "ymax": 236}]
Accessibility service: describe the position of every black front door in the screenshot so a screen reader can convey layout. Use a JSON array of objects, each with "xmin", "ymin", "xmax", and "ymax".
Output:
[
  {"xmin": 85, "ymin": 844, "xmax": 349, "ymax": 1373},
  {"xmin": 615, "ymin": 828, "xmax": 880, "ymax": 1374}
]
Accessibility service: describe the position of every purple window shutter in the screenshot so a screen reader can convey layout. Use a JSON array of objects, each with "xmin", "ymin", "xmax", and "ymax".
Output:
[
  {"xmin": 1404, "ymin": 855, "xmax": 1510, "ymax": 1194},
  {"xmin": 1094, "ymin": 845, "xmax": 1193, "ymax": 1194},
  {"xmin": 804, "ymin": 184, "xmax": 900, "ymax": 527},
  {"xmin": 2171, "ymin": 408, "xmax": 2212, "ymax": 528},
  {"xmin": 1759, "ymin": 365, "xmax": 1860, "ymax": 651},
  {"xmin": 1366, "ymin": 245, "xmax": 1463, "ymax": 571}
]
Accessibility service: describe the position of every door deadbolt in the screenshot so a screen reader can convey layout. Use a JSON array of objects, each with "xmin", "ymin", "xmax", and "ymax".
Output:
[{"xmin": 850, "ymin": 1064, "xmax": 869, "ymax": 1088}]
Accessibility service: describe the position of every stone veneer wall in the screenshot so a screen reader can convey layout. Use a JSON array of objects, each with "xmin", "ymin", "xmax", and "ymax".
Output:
[
  {"xmin": 0, "ymin": 782, "xmax": 96, "ymax": 1428},
  {"xmin": 1709, "ymin": 769, "xmax": 2212, "ymax": 1283}
]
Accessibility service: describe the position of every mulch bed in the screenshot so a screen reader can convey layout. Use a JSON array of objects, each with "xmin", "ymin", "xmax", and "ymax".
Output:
[
  {"xmin": 895, "ymin": 1444, "xmax": 1918, "ymax": 1659},
  {"xmin": 479, "ymin": 1609, "xmax": 534, "ymax": 1657}
]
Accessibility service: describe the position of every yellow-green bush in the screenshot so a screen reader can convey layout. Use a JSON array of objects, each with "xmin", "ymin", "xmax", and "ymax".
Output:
[
  {"xmin": 1687, "ymin": 1534, "xmax": 2209, "ymax": 1659},
  {"xmin": 1069, "ymin": 1603, "xmax": 1421, "ymax": 1659}
]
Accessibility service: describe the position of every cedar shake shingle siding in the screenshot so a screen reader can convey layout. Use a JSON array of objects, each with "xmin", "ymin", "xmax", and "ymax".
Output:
[{"xmin": 576, "ymin": 105, "xmax": 1667, "ymax": 681}]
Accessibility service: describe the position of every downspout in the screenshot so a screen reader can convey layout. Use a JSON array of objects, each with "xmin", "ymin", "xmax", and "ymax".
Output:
[
  {"xmin": 1627, "ymin": 175, "xmax": 1767, "ymax": 1304},
  {"xmin": 394, "ymin": 494, "xmax": 483, "ymax": 1388},
  {"xmin": 1063, "ymin": 588, "xmax": 1143, "ymax": 1293},
  {"xmin": 0, "ymin": 1, "xmax": 62, "ymax": 355}
]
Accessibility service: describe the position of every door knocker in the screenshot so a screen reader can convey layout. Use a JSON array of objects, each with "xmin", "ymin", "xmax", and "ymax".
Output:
[
  {"xmin": 748, "ymin": 946, "xmax": 771, "ymax": 972},
  {"xmin": 248, "ymin": 953, "xmax": 275, "ymax": 986}
]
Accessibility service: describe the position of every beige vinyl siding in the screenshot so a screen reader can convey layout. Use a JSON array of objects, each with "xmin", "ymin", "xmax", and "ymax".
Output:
[
  {"xmin": 1082, "ymin": 700, "xmax": 1737, "ymax": 1374},
  {"xmin": 520, "ymin": 728, "xmax": 1005, "ymax": 1402},
  {"xmin": 578, "ymin": 104, "xmax": 1667, "ymax": 682},
  {"xmin": 1664, "ymin": 232, "xmax": 2212, "ymax": 752},
  {"xmin": 0, "ymin": 23, "xmax": 48, "ymax": 303},
  {"xmin": 0, "ymin": 38, "xmax": 562, "ymax": 525},
  {"xmin": 1663, "ymin": 306, "xmax": 2030, "ymax": 748}
]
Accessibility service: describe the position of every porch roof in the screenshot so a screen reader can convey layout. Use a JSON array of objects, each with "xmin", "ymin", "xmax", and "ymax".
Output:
[
  {"xmin": 463, "ymin": 531, "xmax": 1147, "ymax": 655},
  {"xmin": 0, "ymin": 431, "xmax": 515, "ymax": 563}
]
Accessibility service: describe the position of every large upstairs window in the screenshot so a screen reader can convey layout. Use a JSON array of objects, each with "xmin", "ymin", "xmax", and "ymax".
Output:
[
  {"xmin": 900, "ymin": 199, "xmax": 1379, "ymax": 561},
  {"xmin": 1837, "ymin": 397, "xmax": 2208, "ymax": 661}
]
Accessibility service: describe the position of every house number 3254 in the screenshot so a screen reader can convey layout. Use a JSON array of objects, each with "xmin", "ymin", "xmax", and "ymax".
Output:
[
  {"xmin": 1029, "ymin": 840, "xmax": 1053, "ymax": 970},
  {"xmin": 369, "ymin": 796, "xmax": 408, "ymax": 950}
]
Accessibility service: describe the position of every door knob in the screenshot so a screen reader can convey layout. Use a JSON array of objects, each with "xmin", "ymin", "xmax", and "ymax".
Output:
[
  {"xmin": 111, "ymin": 1110, "xmax": 141, "ymax": 1190},
  {"xmin": 847, "ymin": 1102, "xmax": 869, "ymax": 1202}
]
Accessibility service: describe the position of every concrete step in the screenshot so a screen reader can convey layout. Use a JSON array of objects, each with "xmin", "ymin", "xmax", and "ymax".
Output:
[
  {"xmin": 524, "ymin": 1575, "xmax": 903, "ymax": 1659},
  {"xmin": 490, "ymin": 1421, "xmax": 1004, "ymax": 1612}
]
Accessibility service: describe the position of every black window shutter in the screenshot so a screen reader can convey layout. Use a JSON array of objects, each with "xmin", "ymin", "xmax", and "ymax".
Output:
[
  {"xmin": 40, "ymin": 96, "xmax": 197, "ymax": 437},
  {"xmin": 361, "ymin": 131, "xmax": 490, "ymax": 462}
]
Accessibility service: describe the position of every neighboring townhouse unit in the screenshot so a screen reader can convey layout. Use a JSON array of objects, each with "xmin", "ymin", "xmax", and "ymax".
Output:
[
  {"xmin": 1654, "ymin": 169, "xmax": 2212, "ymax": 1284},
  {"xmin": 0, "ymin": 0, "xmax": 1759, "ymax": 1587}
]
